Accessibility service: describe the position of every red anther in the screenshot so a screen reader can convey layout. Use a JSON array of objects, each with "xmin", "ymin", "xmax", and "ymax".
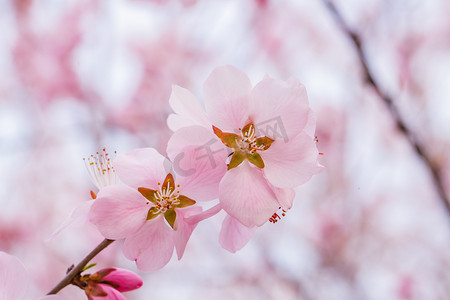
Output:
[
  {"xmin": 269, "ymin": 212, "xmax": 281, "ymax": 223},
  {"xmin": 90, "ymin": 190, "xmax": 97, "ymax": 199},
  {"xmin": 269, "ymin": 208, "xmax": 288, "ymax": 224},
  {"xmin": 319, "ymin": 152, "xmax": 324, "ymax": 156}
]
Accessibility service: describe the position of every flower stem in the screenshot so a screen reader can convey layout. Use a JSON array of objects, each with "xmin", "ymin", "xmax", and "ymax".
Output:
[{"xmin": 47, "ymin": 238, "xmax": 114, "ymax": 295}]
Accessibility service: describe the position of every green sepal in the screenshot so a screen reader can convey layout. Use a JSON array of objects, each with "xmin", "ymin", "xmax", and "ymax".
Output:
[
  {"xmin": 146, "ymin": 207, "xmax": 160, "ymax": 220},
  {"xmin": 255, "ymin": 136, "xmax": 274, "ymax": 150},
  {"xmin": 94, "ymin": 268, "xmax": 115, "ymax": 280},
  {"xmin": 162, "ymin": 173, "xmax": 175, "ymax": 191},
  {"xmin": 86, "ymin": 282, "xmax": 107, "ymax": 297},
  {"xmin": 228, "ymin": 151, "xmax": 246, "ymax": 170},
  {"xmin": 164, "ymin": 209, "xmax": 177, "ymax": 229},
  {"xmin": 90, "ymin": 285, "xmax": 107, "ymax": 297},
  {"xmin": 82, "ymin": 263, "xmax": 97, "ymax": 272},
  {"xmin": 247, "ymin": 152, "xmax": 265, "ymax": 168},
  {"xmin": 241, "ymin": 122, "xmax": 255, "ymax": 137},
  {"xmin": 177, "ymin": 195, "xmax": 196, "ymax": 208},
  {"xmin": 213, "ymin": 125, "xmax": 239, "ymax": 148},
  {"xmin": 138, "ymin": 187, "xmax": 158, "ymax": 204}
]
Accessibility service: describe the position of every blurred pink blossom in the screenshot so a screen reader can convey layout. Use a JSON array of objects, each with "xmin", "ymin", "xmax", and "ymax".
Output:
[
  {"xmin": 131, "ymin": 0, "xmax": 198, "ymax": 6},
  {"xmin": 397, "ymin": 275, "xmax": 414, "ymax": 300},
  {"xmin": 111, "ymin": 31, "xmax": 208, "ymax": 152},
  {"xmin": 12, "ymin": 0, "xmax": 32, "ymax": 22},
  {"xmin": 12, "ymin": 3, "xmax": 91, "ymax": 106},
  {"xmin": 0, "ymin": 251, "xmax": 64, "ymax": 300}
]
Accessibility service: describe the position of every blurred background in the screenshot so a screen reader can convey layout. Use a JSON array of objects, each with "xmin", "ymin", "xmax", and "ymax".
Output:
[{"xmin": 1, "ymin": 0, "xmax": 450, "ymax": 299}]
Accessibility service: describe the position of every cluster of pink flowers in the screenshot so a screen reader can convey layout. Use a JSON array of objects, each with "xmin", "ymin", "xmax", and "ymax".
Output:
[
  {"xmin": 90, "ymin": 65, "xmax": 322, "ymax": 267},
  {"xmin": 0, "ymin": 65, "xmax": 321, "ymax": 299}
]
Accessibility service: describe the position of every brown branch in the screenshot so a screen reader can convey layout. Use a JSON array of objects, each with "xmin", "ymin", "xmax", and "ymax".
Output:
[
  {"xmin": 47, "ymin": 239, "xmax": 114, "ymax": 295},
  {"xmin": 322, "ymin": 0, "xmax": 450, "ymax": 216}
]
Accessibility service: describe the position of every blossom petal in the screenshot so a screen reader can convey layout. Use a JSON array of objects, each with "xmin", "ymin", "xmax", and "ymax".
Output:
[
  {"xmin": 50, "ymin": 200, "xmax": 94, "ymax": 240},
  {"xmin": 36, "ymin": 296, "xmax": 66, "ymax": 300},
  {"xmin": 90, "ymin": 185, "xmax": 148, "ymax": 240},
  {"xmin": 102, "ymin": 268, "xmax": 143, "ymax": 292},
  {"xmin": 274, "ymin": 188, "xmax": 296, "ymax": 210},
  {"xmin": 219, "ymin": 161, "xmax": 279, "ymax": 227},
  {"xmin": 173, "ymin": 206, "xmax": 202, "ymax": 259},
  {"xmin": 123, "ymin": 217, "xmax": 174, "ymax": 272},
  {"xmin": 303, "ymin": 109, "xmax": 317, "ymax": 137},
  {"xmin": 114, "ymin": 148, "xmax": 168, "ymax": 189},
  {"xmin": 167, "ymin": 126, "xmax": 228, "ymax": 201},
  {"xmin": 92, "ymin": 284, "xmax": 126, "ymax": 300},
  {"xmin": 184, "ymin": 203, "xmax": 222, "ymax": 224},
  {"xmin": 219, "ymin": 215, "xmax": 257, "ymax": 253},
  {"xmin": 167, "ymin": 85, "xmax": 210, "ymax": 131},
  {"xmin": 203, "ymin": 65, "xmax": 251, "ymax": 131},
  {"xmin": 167, "ymin": 126, "xmax": 227, "ymax": 161},
  {"xmin": 0, "ymin": 252, "xmax": 29, "ymax": 300},
  {"xmin": 249, "ymin": 77, "xmax": 310, "ymax": 141},
  {"xmin": 261, "ymin": 132, "xmax": 323, "ymax": 189},
  {"xmin": 173, "ymin": 145, "xmax": 227, "ymax": 201},
  {"xmin": 167, "ymin": 114, "xmax": 198, "ymax": 132}
]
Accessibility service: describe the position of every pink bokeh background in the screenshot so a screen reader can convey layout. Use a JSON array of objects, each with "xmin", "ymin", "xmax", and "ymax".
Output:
[{"xmin": 1, "ymin": 0, "xmax": 450, "ymax": 299}]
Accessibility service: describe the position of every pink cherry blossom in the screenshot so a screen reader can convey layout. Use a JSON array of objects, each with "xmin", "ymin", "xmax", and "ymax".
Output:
[
  {"xmin": 90, "ymin": 146, "xmax": 226, "ymax": 271},
  {"xmin": 51, "ymin": 148, "xmax": 119, "ymax": 239},
  {"xmin": 167, "ymin": 65, "xmax": 322, "ymax": 228},
  {"xmin": 79, "ymin": 268, "xmax": 143, "ymax": 300},
  {"xmin": 0, "ymin": 251, "xmax": 65, "ymax": 300}
]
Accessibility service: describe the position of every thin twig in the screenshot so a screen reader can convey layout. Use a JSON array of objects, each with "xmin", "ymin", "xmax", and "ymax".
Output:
[
  {"xmin": 322, "ymin": 0, "xmax": 450, "ymax": 215},
  {"xmin": 47, "ymin": 239, "xmax": 114, "ymax": 295}
]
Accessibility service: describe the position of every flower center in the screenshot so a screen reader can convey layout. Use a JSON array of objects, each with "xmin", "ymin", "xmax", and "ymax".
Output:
[
  {"xmin": 212, "ymin": 122, "xmax": 274, "ymax": 170},
  {"xmin": 150, "ymin": 181, "xmax": 181, "ymax": 214},
  {"xmin": 236, "ymin": 124, "xmax": 265, "ymax": 154},
  {"xmin": 138, "ymin": 173, "xmax": 196, "ymax": 229}
]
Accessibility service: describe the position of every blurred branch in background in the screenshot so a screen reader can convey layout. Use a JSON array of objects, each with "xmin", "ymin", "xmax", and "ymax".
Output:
[{"xmin": 321, "ymin": 0, "xmax": 450, "ymax": 218}]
